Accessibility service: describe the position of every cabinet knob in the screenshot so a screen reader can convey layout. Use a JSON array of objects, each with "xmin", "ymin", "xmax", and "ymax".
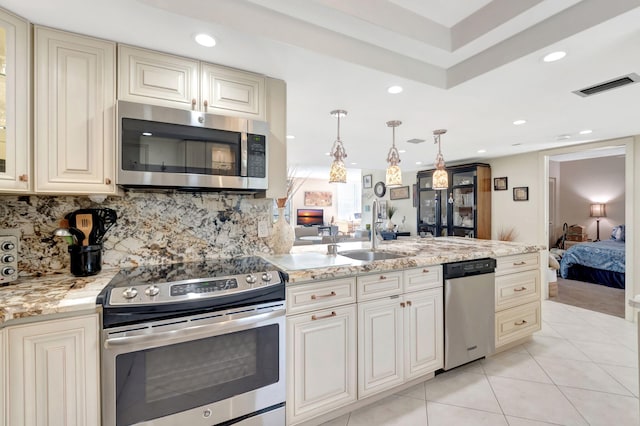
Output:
[
  {"xmin": 400, "ymin": 302, "xmax": 406, "ymax": 308},
  {"xmin": 18, "ymin": 174, "xmax": 28, "ymax": 182},
  {"xmin": 406, "ymin": 300, "xmax": 412, "ymax": 307},
  {"xmin": 422, "ymin": 269, "xmax": 429, "ymax": 273},
  {"xmin": 203, "ymin": 99, "xmax": 208, "ymax": 112},
  {"xmin": 105, "ymin": 178, "xmax": 112, "ymax": 185},
  {"xmin": 191, "ymin": 98, "xmax": 197, "ymax": 110},
  {"xmin": 379, "ymin": 275, "xmax": 386, "ymax": 280}
]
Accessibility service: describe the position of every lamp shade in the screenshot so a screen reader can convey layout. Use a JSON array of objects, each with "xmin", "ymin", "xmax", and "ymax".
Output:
[{"xmin": 589, "ymin": 203, "xmax": 606, "ymax": 218}]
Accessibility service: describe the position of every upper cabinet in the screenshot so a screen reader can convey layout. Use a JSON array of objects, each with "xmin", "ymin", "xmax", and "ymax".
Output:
[
  {"xmin": 417, "ymin": 163, "xmax": 491, "ymax": 239},
  {"xmin": 34, "ymin": 26, "xmax": 117, "ymax": 194},
  {"xmin": 0, "ymin": 8, "xmax": 29, "ymax": 192},
  {"xmin": 118, "ymin": 45, "xmax": 266, "ymax": 120}
]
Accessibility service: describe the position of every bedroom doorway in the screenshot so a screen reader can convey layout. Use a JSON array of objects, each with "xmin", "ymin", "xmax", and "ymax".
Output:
[{"xmin": 543, "ymin": 142, "xmax": 631, "ymax": 320}]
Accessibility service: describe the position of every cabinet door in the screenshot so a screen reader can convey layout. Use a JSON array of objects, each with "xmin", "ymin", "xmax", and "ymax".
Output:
[
  {"xmin": 118, "ymin": 45, "xmax": 199, "ymax": 110},
  {"xmin": 201, "ymin": 63, "xmax": 265, "ymax": 120},
  {"xmin": 7, "ymin": 314, "xmax": 100, "ymax": 426},
  {"xmin": 358, "ymin": 297, "xmax": 404, "ymax": 398},
  {"xmin": 34, "ymin": 27, "xmax": 116, "ymax": 194},
  {"xmin": 404, "ymin": 288, "xmax": 443, "ymax": 379},
  {"xmin": 287, "ymin": 305, "xmax": 357, "ymax": 424},
  {"xmin": 0, "ymin": 8, "xmax": 30, "ymax": 192}
]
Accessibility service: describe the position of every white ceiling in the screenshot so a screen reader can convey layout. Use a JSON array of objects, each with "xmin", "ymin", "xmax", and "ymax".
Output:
[{"xmin": 2, "ymin": 0, "xmax": 640, "ymax": 176}]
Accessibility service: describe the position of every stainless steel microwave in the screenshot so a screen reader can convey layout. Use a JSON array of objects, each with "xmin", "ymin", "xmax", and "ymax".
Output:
[{"xmin": 117, "ymin": 101, "xmax": 268, "ymax": 191}]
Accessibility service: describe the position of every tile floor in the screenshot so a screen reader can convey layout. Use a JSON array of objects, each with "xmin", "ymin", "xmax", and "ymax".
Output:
[{"xmin": 321, "ymin": 300, "xmax": 639, "ymax": 426}]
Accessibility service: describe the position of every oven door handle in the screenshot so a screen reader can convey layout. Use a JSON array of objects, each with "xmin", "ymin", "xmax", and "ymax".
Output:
[{"xmin": 104, "ymin": 308, "xmax": 283, "ymax": 349}]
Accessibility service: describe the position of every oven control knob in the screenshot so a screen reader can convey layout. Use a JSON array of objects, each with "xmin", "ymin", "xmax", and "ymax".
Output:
[
  {"xmin": 145, "ymin": 285, "xmax": 160, "ymax": 297},
  {"xmin": 1, "ymin": 241, "xmax": 15, "ymax": 251},
  {"xmin": 122, "ymin": 287, "xmax": 138, "ymax": 299},
  {"xmin": 2, "ymin": 254, "xmax": 15, "ymax": 263},
  {"xmin": 245, "ymin": 274, "xmax": 257, "ymax": 284},
  {"xmin": 2, "ymin": 266, "xmax": 15, "ymax": 276},
  {"xmin": 261, "ymin": 272, "xmax": 272, "ymax": 282}
]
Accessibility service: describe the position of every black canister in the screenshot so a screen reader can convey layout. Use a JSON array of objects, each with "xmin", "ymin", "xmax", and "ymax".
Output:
[{"xmin": 68, "ymin": 244, "xmax": 102, "ymax": 277}]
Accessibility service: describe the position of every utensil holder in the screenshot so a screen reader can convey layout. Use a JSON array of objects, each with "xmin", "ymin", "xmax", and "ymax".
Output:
[{"xmin": 68, "ymin": 244, "xmax": 102, "ymax": 277}]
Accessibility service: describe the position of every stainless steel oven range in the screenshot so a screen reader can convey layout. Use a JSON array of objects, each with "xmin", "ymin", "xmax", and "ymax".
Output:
[{"xmin": 97, "ymin": 257, "xmax": 287, "ymax": 426}]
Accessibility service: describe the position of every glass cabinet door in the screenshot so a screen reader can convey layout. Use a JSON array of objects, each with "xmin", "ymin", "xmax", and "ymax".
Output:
[
  {"xmin": 418, "ymin": 189, "xmax": 437, "ymax": 234},
  {"xmin": 450, "ymin": 169, "xmax": 476, "ymax": 237}
]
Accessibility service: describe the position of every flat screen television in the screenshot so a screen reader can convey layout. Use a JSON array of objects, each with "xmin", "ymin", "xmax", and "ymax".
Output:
[{"xmin": 296, "ymin": 209, "xmax": 323, "ymax": 226}]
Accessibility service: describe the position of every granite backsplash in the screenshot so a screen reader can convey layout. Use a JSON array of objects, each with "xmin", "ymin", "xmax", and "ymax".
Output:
[{"xmin": 0, "ymin": 192, "xmax": 276, "ymax": 277}]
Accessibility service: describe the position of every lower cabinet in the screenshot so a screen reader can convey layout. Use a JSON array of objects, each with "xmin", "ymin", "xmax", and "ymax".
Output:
[
  {"xmin": 6, "ymin": 313, "xmax": 100, "ymax": 426},
  {"xmin": 358, "ymin": 288, "xmax": 443, "ymax": 398}
]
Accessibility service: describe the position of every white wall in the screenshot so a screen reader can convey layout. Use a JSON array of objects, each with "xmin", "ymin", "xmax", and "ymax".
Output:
[
  {"xmin": 557, "ymin": 156, "xmax": 625, "ymax": 241},
  {"xmin": 488, "ymin": 152, "xmax": 541, "ymax": 244}
]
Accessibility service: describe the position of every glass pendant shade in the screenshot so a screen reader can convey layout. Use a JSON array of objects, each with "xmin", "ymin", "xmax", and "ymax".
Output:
[
  {"xmin": 432, "ymin": 129, "xmax": 448, "ymax": 190},
  {"xmin": 329, "ymin": 109, "xmax": 348, "ymax": 183},
  {"xmin": 385, "ymin": 120, "xmax": 402, "ymax": 187}
]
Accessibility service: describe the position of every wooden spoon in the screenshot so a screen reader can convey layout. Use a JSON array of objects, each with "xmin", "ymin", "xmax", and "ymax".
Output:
[{"xmin": 76, "ymin": 213, "xmax": 93, "ymax": 246}]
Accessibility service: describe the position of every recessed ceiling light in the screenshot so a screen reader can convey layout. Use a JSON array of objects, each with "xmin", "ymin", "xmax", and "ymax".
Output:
[
  {"xmin": 556, "ymin": 134, "xmax": 571, "ymax": 141},
  {"xmin": 286, "ymin": 135, "xmax": 295, "ymax": 139},
  {"xmin": 387, "ymin": 85, "xmax": 403, "ymax": 94},
  {"xmin": 325, "ymin": 152, "xmax": 330, "ymax": 156},
  {"xmin": 194, "ymin": 33, "xmax": 216, "ymax": 47},
  {"xmin": 415, "ymin": 161, "xmax": 422, "ymax": 165},
  {"xmin": 543, "ymin": 51, "xmax": 566, "ymax": 62},
  {"xmin": 477, "ymin": 149, "xmax": 486, "ymax": 153},
  {"xmin": 513, "ymin": 119, "xmax": 527, "ymax": 125},
  {"xmin": 350, "ymin": 162, "xmax": 357, "ymax": 165},
  {"xmin": 579, "ymin": 129, "xmax": 593, "ymax": 135},
  {"xmin": 512, "ymin": 142, "xmax": 523, "ymax": 146},
  {"xmin": 398, "ymin": 149, "xmax": 406, "ymax": 153},
  {"xmin": 142, "ymin": 132, "xmax": 152, "ymax": 136}
]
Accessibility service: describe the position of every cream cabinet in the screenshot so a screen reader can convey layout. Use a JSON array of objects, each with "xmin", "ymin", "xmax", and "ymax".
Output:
[
  {"xmin": 286, "ymin": 278, "xmax": 357, "ymax": 425},
  {"xmin": 6, "ymin": 313, "xmax": 100, "ymax": 426},
  {"xmin": 357, "ymin": 266, "xmax": 443, "ymax": 398},
  {"xmin": 118, "ymin": 45, "xmax": 266, "ymax": 120},
  {"xmin": 34, "ymin": 27, "xmax": 116, "ymax": 194},
  {"xmin": 0, "ymin": 8, "xmax": 30, "ymax": 192},
  {"xmin": 494, "ymin": 253, "xmax": 541, "ymax": 349}
]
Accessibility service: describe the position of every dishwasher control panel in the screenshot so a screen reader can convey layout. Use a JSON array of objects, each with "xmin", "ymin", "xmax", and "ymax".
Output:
[{"xmin": 443, "ymin": 258, "xmax": 496, "ymax": 279}]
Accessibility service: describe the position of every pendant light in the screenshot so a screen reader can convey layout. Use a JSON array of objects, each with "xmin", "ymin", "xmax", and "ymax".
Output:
[
  {"xmin": 432, "ymin": 129, "xmax": 448, "ymax": 190},
  {"xmin": 385, "ymin": 120, "xmax": 402, "ymax": 187},
  {"xmin": 329, "ymin": 109, "xmax": 348, "ymax": 183}
]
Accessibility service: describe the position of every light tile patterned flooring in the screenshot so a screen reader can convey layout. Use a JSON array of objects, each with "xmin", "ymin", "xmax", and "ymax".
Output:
[{"xmin": 321, "ymin": 300, "xmax": 639, "ymax": 426}]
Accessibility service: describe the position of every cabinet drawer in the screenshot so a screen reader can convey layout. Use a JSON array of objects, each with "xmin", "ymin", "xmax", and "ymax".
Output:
[
  {"xmin": 403, "ymin": 265, "xmax": 442, "ymax": 292},
  {"xmin": 495, "ymin": 301, "xmax": 541, "ymax": 348},
  {"xmin": 357, "ymin": 271, "xmax": 403, "ymax": 301},
  {"xmin": 287, "ymin": 278, "xmax": 356, "ymax": 315},
  {"xmin": 495, "ymin": 253, "xmax": 539, "ymax": 276},
  {"xmin": 495, "ymin": 269, "xmax": 540, "ymax": 311}
]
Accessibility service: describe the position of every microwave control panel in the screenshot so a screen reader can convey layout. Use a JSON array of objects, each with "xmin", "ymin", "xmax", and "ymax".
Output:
[{"xmin": 247, "ymin": 134, "xmax": 266, "ymax": 178}]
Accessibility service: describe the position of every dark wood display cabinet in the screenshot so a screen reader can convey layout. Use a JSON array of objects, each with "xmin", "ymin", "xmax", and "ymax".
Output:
[{"xmin": 416, "ymin": 163, "xmax": 491, "ymax": 239}]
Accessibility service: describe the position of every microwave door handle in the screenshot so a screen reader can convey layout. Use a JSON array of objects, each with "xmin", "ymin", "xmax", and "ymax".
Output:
[
  {"xmin": 240, "ymin": 122, "xmax": 248, "ymax": 177},
  {"xmin": 104, "ymin": 308, "xmax": 283, "ymax": 349}
]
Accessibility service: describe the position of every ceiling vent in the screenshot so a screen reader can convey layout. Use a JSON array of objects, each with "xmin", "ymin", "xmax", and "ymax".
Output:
[
  {"xmin": 406, "ymin": 138, "xmax": 426, "ymax": 144},
  {"xmin": 573, "ymin": 73, "xmax": 640, "ymax": 97}
]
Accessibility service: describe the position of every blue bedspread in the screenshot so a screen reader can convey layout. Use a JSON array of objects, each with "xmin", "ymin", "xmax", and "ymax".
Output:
[{"xmin": 560, "ymin": 240, "xmax": 625, "ymax": 279}]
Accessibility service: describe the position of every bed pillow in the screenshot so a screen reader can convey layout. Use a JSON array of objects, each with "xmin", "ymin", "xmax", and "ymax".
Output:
[{"xmin": 611, "ymin": 225, "xmax": 625, "ymax": 241}]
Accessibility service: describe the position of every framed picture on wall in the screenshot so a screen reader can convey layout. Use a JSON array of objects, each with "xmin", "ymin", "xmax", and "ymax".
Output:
[
  {"xmin": 363, "ymin": 174, "xmax": 372, "ymax": 188},
  {"xmin": 513, "ymin": 187, "xmax": 529, "ymax": 201},
  {"xmin": 494, "ymin": 177, "xmax": 508, "ymax": 191},
  {"xmin": 389, "ymin": 186, "xmax": 410, "ymax": 200}
]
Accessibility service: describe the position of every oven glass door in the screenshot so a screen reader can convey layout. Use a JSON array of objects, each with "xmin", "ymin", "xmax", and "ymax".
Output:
[
  {"xmin": 121, "ymin": 118, "xmax": 241, "ymax": 176},
  {"xmin": 114, "ymin": 323, "xmax": 280, "ymax": 426}
]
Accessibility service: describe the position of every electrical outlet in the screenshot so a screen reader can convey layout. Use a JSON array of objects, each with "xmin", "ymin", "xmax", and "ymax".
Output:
[
  {"xmin": 0, "ymin": 228, "xmax": 20, "ymax": 284},
  {"xmin": 257, "ymin": 220, "xmax": 270, "ymax": 238}
]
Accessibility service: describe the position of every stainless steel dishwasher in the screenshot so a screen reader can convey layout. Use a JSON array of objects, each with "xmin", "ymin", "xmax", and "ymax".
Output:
[{"xmin": 443, "ymin": 258, "xmax": 497, "ymax": 370}]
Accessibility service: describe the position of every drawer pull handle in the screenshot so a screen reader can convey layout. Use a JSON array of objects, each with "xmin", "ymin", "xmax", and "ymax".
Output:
[
  {"xmin": 406, "ymin": 300, "xmax": 412, "ymax": 307},
  {"xmin": 513, "ymin": 261, "xmax": 526, "ymax": 266},
  {"xmin": 515, "ymin": 320, "xmax": 528, "ymax": 326},
  {"xmin": 513, "ymin": 287, "xmax": 527, "ymax": 292},
  {"xmin": 311, "ymin": 291, "xmax": 336, "ymax": 300},
  {"xmin": 379, "ymin": 275, "xmax": 387, "ymax": 280},
  {"xmin": 312, "ymin": 311, "xmax": 336, "ymax": 321},
  {"xmin": 400, "ymin": 302, "xmax": 406, "ymax": 308},
  {"xmin": 422, "ymin": 269, "xmax": 429, "ymax": 273}
]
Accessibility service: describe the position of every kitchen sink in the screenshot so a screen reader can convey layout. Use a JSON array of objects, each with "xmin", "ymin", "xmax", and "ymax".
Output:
[{"xmin": 338, "ymin": 250, "xmax": 406, "ymax": 262}]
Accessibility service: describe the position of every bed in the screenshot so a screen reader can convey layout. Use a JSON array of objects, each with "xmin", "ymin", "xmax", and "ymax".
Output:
[{"xmin": 559, "ymin": 225, "xmax": 626, "ymax": 289}]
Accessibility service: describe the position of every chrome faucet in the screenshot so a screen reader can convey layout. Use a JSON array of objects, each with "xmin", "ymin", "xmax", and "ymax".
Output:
[{"xmin": 371, "ymin": 200, "xmax": 379, "ymax": 251}]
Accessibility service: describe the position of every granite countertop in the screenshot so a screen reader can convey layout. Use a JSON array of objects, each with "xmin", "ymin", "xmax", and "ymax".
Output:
[{"xmin": 0, "ymin": 237, "xmax": 543, "ymax": 326}]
